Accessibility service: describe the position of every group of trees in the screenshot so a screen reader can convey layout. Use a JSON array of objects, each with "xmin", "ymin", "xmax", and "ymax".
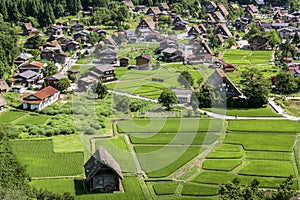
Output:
[
  {"xmin": 275, "ymin": 68, "xmax": 300, "ymax": 94},
  {"xmin": 219, "ymin": 176, "xmax": 296, "ymax": 200}
]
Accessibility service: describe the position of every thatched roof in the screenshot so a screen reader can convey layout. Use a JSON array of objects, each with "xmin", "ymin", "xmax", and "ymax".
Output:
[
  {"xmin": 0, "ymin": 79, "xmax": 8, "ymax": 91},
  {"xmin": 85, "ymin": 146, "xmax": 123, "ymax": 182}
]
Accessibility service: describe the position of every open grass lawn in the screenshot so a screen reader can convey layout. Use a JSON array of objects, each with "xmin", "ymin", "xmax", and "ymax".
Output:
[
  {"xmin": 181, "ymin": 183, "xmax": 218, "ymax": 196},
  {"xmin": 11, "ymin": 139, "xmax": 84, "ymax": 177},
  {"xmin": 192, "ymin": 171, "xmax": 295, "ymax": 189},
  {"xmin": 203, "ymin": 106, "xmax": 280, "ymax": 117},
  {"xmin": 152, "ymin": 181, "xmax": 178, "ymax": 195},
  {"xmin": 227, "ymin": 120, "xmax": 300, "ymax": 133},
  {"xmin": 15, "ymin": 114, "xmax": 48, "ymax": 125},
  {"xmin": 117, "ymin": 118, "xmax": 224, "ymax": 134},
  {"xmin": 238, "ymin": 160, "xmax": 295, "ymax": 177},
  {"xmin": 70, "ymin": 65, "xmax": 94, "ymax": 75},
  {"xmin": 75, "ymin": 176, "xmax": 145, "ymax": 200},
  {"xmin": 95, "ymin": 136, "xmax": 136, "ymax": 173},
  {"xmin": 134, "ymin": 145, "xmax": 203, "ymax": 178},
  {"xmin": 246, "ymin": 151, "xmax": 293, "ymax": 161},
  {"xmin": 0, "ymin": 111, "xmax": 27, "ymax": 123},
  {"xmin": 129, "ymin": 132, "xmax": 219, "ymax": 145},
  {"xmin": 206, "ymin": 151, "xmax": 243, "ymax": 159},
  {"xmin": 202, "ymin": 159, "xmax": 242, "ymax": 171},
  {"xmin": 52, "ymin": 135, "xmax": 85, "ymax": 153},
  {"xmin": 224, "ymin": 133, "xmax": 295, "ymax": 151},
  {"xmin": 30, "ymin": 179, "xmax": 76, "ymax": 195}
]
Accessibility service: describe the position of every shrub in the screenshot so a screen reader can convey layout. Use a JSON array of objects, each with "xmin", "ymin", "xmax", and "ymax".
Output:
[
  {"xmin": 91, "ymin": 123, "xmax": 101, "ymax": 130},
  {"xmin": 85, "ymin": 128, "xmax": 96, "ymax": 135}
]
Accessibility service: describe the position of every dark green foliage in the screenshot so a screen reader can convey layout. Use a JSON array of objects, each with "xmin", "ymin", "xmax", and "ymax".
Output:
[
  {"xmin": 92, "ymin": 81, "xmax": 107, "ymax": 99},
  {"xmin": 178, "ymin": 70, "xmax": 194, "ymax": 89},
  {"xmin": 275, "ymin": 71, "xmax": 298, "ymax": 94},
  {"xmin": 55, "ymin": 78, "xmax": 71, "ymax": 92},
  {"xmin": 113, "ymin": 94, "xmax": 130, "ymax": 113},
  {"xmin": 158, "ymin": 89, "xmax": 178, "ymax": 110},
  {"xmin": 42, "ymin": 62, "xmax": 58, "ymax": 78}
]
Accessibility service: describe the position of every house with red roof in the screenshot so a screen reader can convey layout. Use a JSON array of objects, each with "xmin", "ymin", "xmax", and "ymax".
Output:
[{"xmin": 22, "ymin": 86, "xmax": 60, "ymax": 110}]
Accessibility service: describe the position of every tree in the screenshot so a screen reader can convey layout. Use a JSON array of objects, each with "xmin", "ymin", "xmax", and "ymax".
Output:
[
  {"xmin": 275, "ymin": 71, "xmax": 298, "ymax": 94},
  {"xmin": 178, "ymin": 71, "xmax": 194, "ymax": 89},
  {"xmin": 158, "ymin": 89, "xmax": 178, "ymax": 111},
  {"xmin": 42, "ymin": 62, "xmax": 58, "ymax": 78},
  {"xmin": 240, "ymin": 68, "xmax": 271, "ymax": 107},
  {"xmin": 268, "ymin": 29, "xmax": 282, "ymax": 48},
  {"xmin": 227, "ymin": 37, "xmax": 236, "ymax": 48},
  {"xmin": 292, "ymin": 32, "xmax": 300, "ymax": 44},
  {"xmin": 93, "ymin": 81, "xmax": 107, "ymax": 99},
  {"xmin": 55, "ymin": 78, "xmax": 70, "ymax": 92},
  {"xmin": 271, "ymin": 175, "xmax": 297, "ymax": 200},
  {"xmin": 113, "ymin": 94, "xmax": 129, "ymax": 113},
  {"xmin": 30, "ymin": 35, "xmax": 47, "ymax": 49},
  {"xmin": 87, "ymin": 32, "xmax": 100, "ymax": 45}
]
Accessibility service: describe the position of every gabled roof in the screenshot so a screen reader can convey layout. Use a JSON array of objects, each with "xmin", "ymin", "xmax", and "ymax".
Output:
[
  {"xmin": 0, "ymin": 79, "xmax": 8, "ymax": 91},
  {"xmin": 94, "ymin": 65, "xmax": 115, "ymax": 72},
  {"xmin": 15, "ymin": 70, "xmax": 39, "ymax": 79},
  {"xmin": 140, "ymin": 17, "xmax": 156, "ymax": 31},
  {"xmin": 85, "ymin": 146, "xmax": 123, "ymax": 181},
  {"xmin": 31, "ymin": 86, "xmax": 59, "ymax": 100},
  {"xmin": 189, "ymin": 24, "xmax": 202, "ymax": 35},
  {"xmin": 213, "ymin": 11, "xmax": 225, "ymax": 21},
  {"xmin": 214, "ymin": 68, "xmax": 242, "ymax": 95},
  {"xmin": 136, "ymin": 54, "xmax": 151, "ymax": 60},
  {"xmin": 123, "ymin": 0, "xmax": 134, "ymax": 9},
  {"xmin": 217, "ymin": 24, "xmax": 233, "ymax": 37},
  {"xmin": 160, "ymin": 2, "xmax": 170, "ymax": 10},
  {"xmin": 247, "ymin": 4, "xmax": 258, "ymax": 13},
  {"xmin": 217, "ymin": 4, "xmax": 229, "ymax": 17},
  {"xmin": 148, "ymin": 7, "xmax": 161, "ymax": 15},
  {"xmin": 30, "ymin": 61, "xmax": 44, "ymax": 68},
  {"xmin": 207, "ymin": 1, "xmax": 217, "ymax": 9},
  {"xmin": 23, "ymin": 23, "xmax": 33, "ymax": 31},
  {"xmin": 46, "ymin": 73, "xmax": 67, "ymax": 80}
]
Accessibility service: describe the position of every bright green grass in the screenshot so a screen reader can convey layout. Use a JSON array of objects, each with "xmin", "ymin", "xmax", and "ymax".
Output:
[
  {"xmin": 0, "ymin": 111, "xmax": 27, "ymax": 123},
  {"xmin": 206, "ymin": 151, "xmax": 243, "ymax": 159},
  {"xmin": 129, "ymin": 133, "xmax": 219, "ymax": 145},
  {"xmin": 52, "ymin": 135, "xmax": 85, "ymax": 153},
  {"xmin": 95, "ymin": 136, "xmax": 136, "ymax": 173},
  {"xmin": 30, "ymin": 179, "xmax": 76, "ymax": 195},
  {"xmin": 15, "ymin": 114, "xmax": 48, "ymax": 125},
  {"xmin": 227, "ymin": 120, "xmax": 300, "ymax": 133},
  {"xmin": 215, "ymin": 144, "xmax": 242, "ymax": 152},
  {"xmin": 222, "ymin": 50, "xmax": 271, "ymax": 65},
  {"xmin": 181, "ymin": 183, "xmax": 218, "ymax": 196},
  {"xmin": 238, "ymin": 160, "xmax": 295, "ymax": 177},
  {"xmin": 114, "ymin": 67, "xmax": 129, "ymax": 80},
  {"xmin": 224, "ymin": 133, "xmax": 295, "ymax": 151},
  {"xmin": 246, "ymin": 151, "xmax": 293, "ymax": 161},
  {"xmin": 192, "ymin": 171, "xmax": 293, "ymax": 188},
  {"xmin": 117, "ymin": 118, "xmax": 224, "ymax": 134},
  {"xmin": 152, "ymin": 181, "xmax": 178, "ymax": 195},
  {"xmin": 134, "ymin": 145, "xmax": 203, "ymax": 178},
  {"xmin": 202, "ymin": 107, "xmax": 280, "ymax": 117},
  {"xmin": 11, "ymin": 139, "xmax": 84, "ymax": 177},
  {"xmin": 202, "ymin": 159, "xmax": 242, "ymax": 171}
]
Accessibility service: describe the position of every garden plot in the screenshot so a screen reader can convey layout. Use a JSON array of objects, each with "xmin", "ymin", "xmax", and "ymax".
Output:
[
  {"xmin": 222, "ymin": 50, "xmax": 271, "ymax": 65},
  {"xmin": 181, "ymin": 183, "xmax": 218, "ymax": 196},
  {"xmin": 134, "ymin": 145, "xmax": 204, "ymax": 178},
  {"xmin": 0, "ymin": 111, "xmax": 27, "ymax": 123},
  {"xmin": 152, "ymin": 181, "xmax": 178, "ymax": 195},
  {"xmin": 15, "ymin": 114, "xmax": 49, "ymax": 125},
  {"xmin": 224, "ymin": 133, "xmax": 295, "ymax": 151},
  {"xmin": 117, "ymin": 118, "xmax": 224, "ymax": 134},
  {"xmin": 12, "ymin": 139, "xmax": 84, "ymax": 177},
  {"xmin": 228, "ymin": 120, "xmax": 300, "ymax": 133},
  {"xmin": 202, "ymin": 159, "xmax": 242, "ymax": 171}
]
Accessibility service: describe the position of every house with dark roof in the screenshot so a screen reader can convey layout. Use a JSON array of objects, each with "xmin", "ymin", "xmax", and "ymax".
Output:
[
  {"xmin": 172, "ymin": 89, "xmax": 192, "ymax": 104},
  {"xmin": 249, "ymin": 34, "xmax": 270, "ymax": 50},
  {"xmin": 206, "ymin": 69, "xmax": 242, "ymax": 98},
  {"xmin": 98, "ymin": 49, "xmax": 118, "ymax": 64},
  {"xmin": 135, "ymin": 55, "xmax": 152, "ymax": 70},
  {"xmin": 136, "ymin": 17, "xmax": 156, "ymax": 32},
  {"xmin": 87, "ymin": 65, "xmax": 116, "ymax": 82},
  {"xmin": 205, "ymin": 1, "xmax": 217, "ymax": 13},
  {"xmin": 14, "ymin": 53, "xmax": 32, "ymax": 66},
  {"xmin": 71, "ymin": 23, "xmax": 84, "ymax": 32},
  {"xmin": 22, "ymin": 86, "xmax": 60, "ymax": 110},
  {"xmin": 119, "ymin": 57, "xmax": 129, "ymax": 67},
  {"xmin": 0, "ymin": 79, "xmax": 9, "ymax": 93},
  {"xmin": 161, "ymin": 48, "xmax": 184, "ymax": 63},
  {"xmin": 173, "ymin": 16, "xmax": 189, "ymax": 30},
  {"xmin": 245, "ymin": 4, "xmax": 258, "ymax": 14},
  {"xmin": 188, "ymin": 25, "xmax": 203, "ymax": 38},
  {"xmin": 44, "ymin": 73, "xmax": 67, "ymax": 87},
  {"xmin": 186, "ymin": 40, "xmax": 213, "ymax": 64},
  {"xmin": 13, "ymin": 70, "xmax": 41, "ymax": 87},
  {"xmin": 84, "ymin": 146, "xmax": 123, "ymax": 193},
  {"xmin": 23, "ymin": 22, "xmax": 39, "ymax": 36}
]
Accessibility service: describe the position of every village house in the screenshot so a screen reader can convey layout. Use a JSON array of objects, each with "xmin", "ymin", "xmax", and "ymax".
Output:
[
  {"xmin": 173, "ymin": 16, "xmax": 189, "ymax": 30},
  {"xmin": 22, "ymin": 86, "xmax": 60, "ymax": 110},
  {"xmin": 46, "ymin": 25, "xmax": 63, "ymax": 37},
  {"xmin": 146, "ymin": 7, "xmax": 162, "ymax": 21},
  {"xmin": 41, "ymin": 48, "xmax": 67, "ymax": 64},
  {"xmin": 215, "ymin": 24, "xmax": 233, "ymax": 39},
  {"xmin": 136, "ymin": 17, "xmax": 156, "ymax": 33},
  {"xmin": 245, "ymin": 4, "xmax": 258, "ymax": 15},
  {"xmin": 82, "ymin": 6, "xmax": 94, "ymax": 17},
  {"xmin": 215, "ymin": 4, "xmax": 229, "ymax": 18},
  {"xmin": 98, "ymin": 49, "xmax": 118, "ymax": 64},
  {"xmin": 161, "ymin": 48, "xmax": 184, "ymax": 63},
  {"xmin": 212, "ymin": 11, "xmax": 225, "ymax": 22},
  {"xmin": 159, "ymin": 3, "xmax": 170, "ymax": 11},
  {"xmin": 104, "ymin": 35, "xmax": 118, "ymax": 48},
  {"xmin": 23, "ymin": 22, "xmax": 39, "ymax": 36},
  {"xmin": 71, "ymin": 23, "xmax": 84, "ymax": 32},
  {"xmin": 205, "ymin": 1, "xmax": 217, "ymax": 13},
  {"xmin": 135, "ymin": 55, "xmax": 152, "ymax": 70},
  {"xmin": 186, "ymin": 40, "xmax": 212, "ymax": 64},
  {"xmin": 188, "ymin": 25, "xmax": 203, "ymax": 38},
  {"xmin": 17, "ymin": 61, "xmax": 44, "ymax": 74},
  {"xmin": 13, "ymin": 70, "xmax": 41, "ymax": 87},
  {"xmin": 172, "ymin": 89, "xmax": 192, "ymax": 104},
  {"xmin": 249, "ymin": 34, "xmax": 270, "ymax": 50},
  {"xmin": 119, "ymin": 57, "xmax": 129, "ymax": 67},
  {"xmin": 84, "ymin": 146, "xmax": 123, "ymax": 193},
  {"xmin": 14, "ymin": 53, "xmax": 32, "ymax": 67},
  {"xmin": 44, "ymin": 73, "xmax": 67, "ymax": 87},
  {"xmin": 87, "ymin": 65, "xmax": 116, "ymax": 81},
  {"xmin": 0, "ymin": 94, "xmax": 6, "ymax": 111},
  {"xmin": 0, "ymin": 79, "xmax": 9, "ymax": 93},
  {"xmin": 206, "ymin": 68, "xmax": 243, "ymax": 98},
  {"xmin": 123, "ymin": 0, "xmax": 134, "ymax": 10},
  {"xmin": 134, "ymin": 5, "xmax": 147, "ymax": 13}
]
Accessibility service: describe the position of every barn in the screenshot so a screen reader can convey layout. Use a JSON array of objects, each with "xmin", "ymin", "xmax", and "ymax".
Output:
[{"xmin": 84, "ymin": 146, "xmax": 123, "ymax": 193}]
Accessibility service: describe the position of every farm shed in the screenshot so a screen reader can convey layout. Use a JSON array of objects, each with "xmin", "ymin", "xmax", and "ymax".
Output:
[{"xmin": 84, "ymin": 146, "xmax": 123, "ymax": 193}]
